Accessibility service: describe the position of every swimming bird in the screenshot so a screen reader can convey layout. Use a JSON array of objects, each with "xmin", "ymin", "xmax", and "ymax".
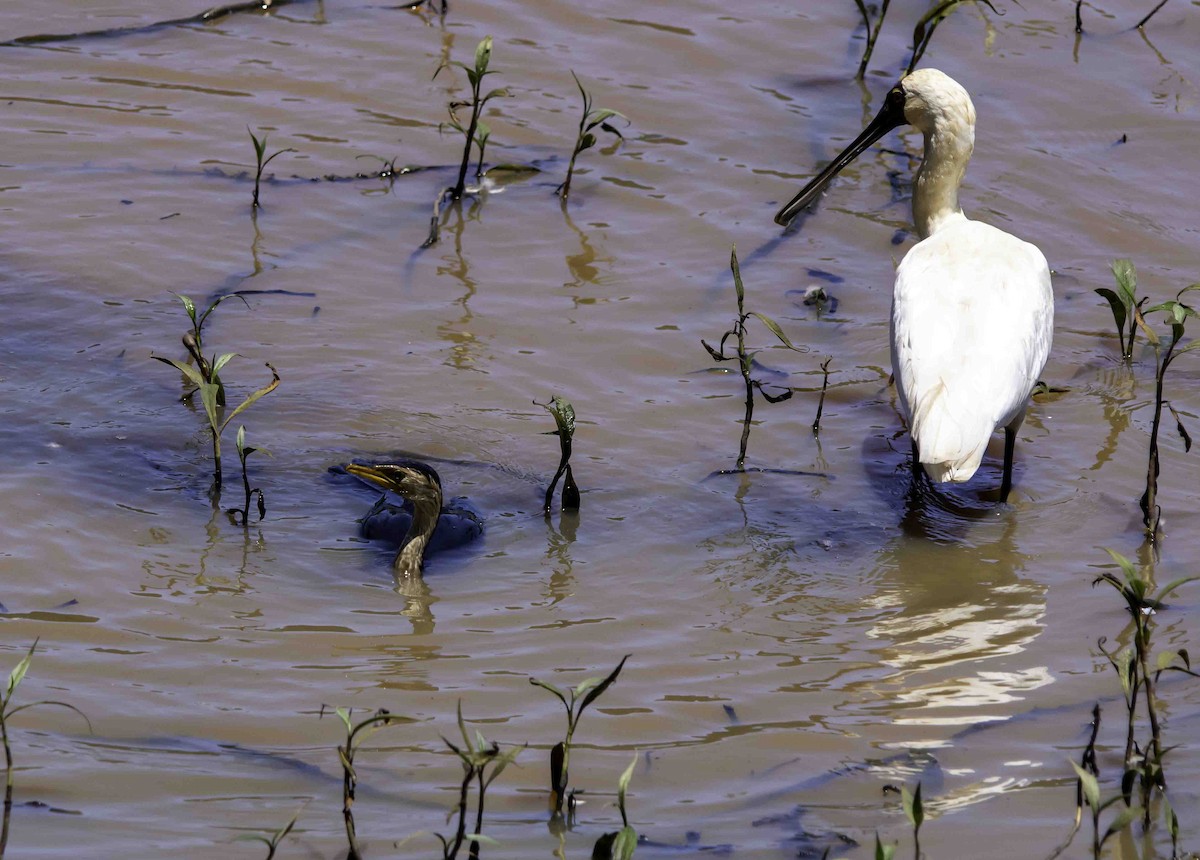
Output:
[
  {"xmin": 344, "ymin": 460, "xmax": 482, "ymax": 578},
  {"xmin": 775, "ymin": 69, "xmax": 1053, "ymax": 502}
]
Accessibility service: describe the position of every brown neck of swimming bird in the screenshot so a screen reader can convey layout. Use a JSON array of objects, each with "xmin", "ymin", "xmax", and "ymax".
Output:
[{"xmin": 394, "ymin": 493, "xmax": 443, "ymax": 579}]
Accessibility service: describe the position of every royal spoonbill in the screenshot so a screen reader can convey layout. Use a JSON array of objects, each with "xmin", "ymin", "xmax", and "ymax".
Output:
[
  {"xmin": 345, "ymin": 460, "xmax": 483, "ymax": 578},
  {"xmin": 775, "ymin": 68, "xmax": 1053, "ymax": 502}
]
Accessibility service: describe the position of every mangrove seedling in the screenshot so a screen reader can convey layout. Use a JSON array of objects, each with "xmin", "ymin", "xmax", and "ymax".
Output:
[
  {"xmin": 557, "ymin": 71, "xmax": 626, "ymax": 202},
  {"xmin": 536, "ymin": 395, "xmax": 580, "ymax": 515},
  {"xmin": 701, "ymin": 247, "xmax": 805, "ymax": 470},
  {"xmin": 1068, "ymin": 759, "xmax": 1144, "ymax": 859},
  {"xmin": 1095, "ymin": 258, "xmax": 1148, "ymax": 360},
  {"xmin": 1093, "ymin": 549, "xmax": 1197, "ymax": 830},
  {"xmin": 2, "ymin": 641, "xmax": 92, "ymax": 859},
  {"xmin": 234, "ymin": 802, "xmax": 307, "ymax": 860},
  {"xmin": 529, "ymin": 655, "xmax": 628, "ymax": 816},
  {"xmin": 152, "ymin": 352, "xmax": 280, "ymax": 492},
  {"xmin": 440, "ymin": 702, "xmax": 523, "ymax": 860},
  {"xmin": 248, "ymin": 127, "xmax": 295, "ymax": 210},
  {"xmin": 1131, "ymin": 281, "xmax": 1200, "ymax": 540},
  {"xmin": 906, "ymin": 0, "xmax": 1000, "ymax": 75},
  {"xmin": 425, "ymin": 36, "xmax": 508, "ymax": 247},
  {"xmin": 591, "ymin": 753, "xmax": 638, "ymax": 860},
  {"xmin": 226, "ymin": 425, "xmax": 267, "ymax": 526},
  {"xmin": 170, "ymin": 292, "xmax": 249, "ymax": 406},
  {"xmin": 852, "ymin": 0, "xmax": 892, "ymax": 79},
  {"xmin": 326, "ymin": 706, "xmax": 412, "ymax": 860}
]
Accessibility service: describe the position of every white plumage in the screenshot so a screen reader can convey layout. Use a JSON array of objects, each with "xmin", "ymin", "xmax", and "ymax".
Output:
[{"xmin": 776, "ymin": 69, "xmax": 1054, "ymax": 501}]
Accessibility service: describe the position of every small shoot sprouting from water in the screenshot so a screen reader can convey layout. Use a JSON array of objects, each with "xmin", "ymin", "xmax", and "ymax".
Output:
[
  {"xmin": 1092, "ymin": 549, "xmax": 1197, "ymax": 834},
  {"xmin": 529, "ymin": 655, "xmax": 628, "ymax": 816},
  {"xmin": 536, "ymin": 395, "xmax": 580, "ymax": 515},
  {"xmin": 1, "ymin": 641, "xmax": 92, "ymax": 859},
  {"xmin": 439, "ymin": 702, "xmax": 523, "ymax": 860},
  {"xmin": 900, "ymin": 782, "xmax": 924, "ymax": 860},
  {"xmin": 168, "ymin": 292, "xmax": 249, "ymax": 406},
  {"xmin": 325, "ymin": 705, "xmax": 412, "ymax": 860},
  {"xmin": 874, "ymin": 834, "xmax": 897, "ymax": 860},
  {"xmin": 226, "ymin": 425, "xmax": 268, "ymax": 526},
  {"xmin": 234, "ymin": 802, "xmax": 307, "ymax": 860},
  {"xmin": 591, "ymin": 752, "xmax": 639, "ymax": 860},
  {"xmin": 557, "ymin": 71, "xmax": 626, "ymax": 203},
  {"xmin": 425, "ymin": 36, "xmax": 509, "ymax": 247},
  {"xmin": 1131, "ymin": 280, "xmax": 1200, "ymax": 541},
  {"xmin": 701, "ymin": 246, "xmax": 805, "ymax": 470},
  {"xmin": 906, "ymin": 0, "xmax": 1000, "ymax": 75},
  {"xmin": 1095, "ymin": 258, "xmax": 1148, "ymax": 361},
  {"xmin": 153, "ymin": 351, "xmax": 280, "ymax": 493},
  {"xmin": 248, "ymin": 128, "xmax": 296, "ymax": 210}
]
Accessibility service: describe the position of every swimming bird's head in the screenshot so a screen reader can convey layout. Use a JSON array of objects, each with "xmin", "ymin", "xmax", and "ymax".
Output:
[
  {"xmin": 774, "ymin": 68, "xmax": 974, "ymax": 228},
  {"xmin": 345, "ymin": 460, "xmax": 444, "ymax": 577}
]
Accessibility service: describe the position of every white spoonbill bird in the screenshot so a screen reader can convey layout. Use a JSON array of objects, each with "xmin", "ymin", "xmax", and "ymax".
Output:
[{"xmin": 775, "ymin": 69, "xmax": 1053, "ymax": 502}]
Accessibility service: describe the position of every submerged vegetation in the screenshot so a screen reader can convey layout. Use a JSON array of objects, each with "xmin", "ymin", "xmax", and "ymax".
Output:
[{"xmin": 702, "ymin": 247, "xmax": 805, "ymax": 470}]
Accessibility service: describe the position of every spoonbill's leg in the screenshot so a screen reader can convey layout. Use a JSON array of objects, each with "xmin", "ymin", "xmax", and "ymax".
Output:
[{"xmin": 1000, "ymin": 426, "xmax": 1017, "ymax": 503}]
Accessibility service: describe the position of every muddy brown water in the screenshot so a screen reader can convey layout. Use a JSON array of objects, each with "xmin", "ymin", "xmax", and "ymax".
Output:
[{"xmin": 2, "ymin": 1, "xmax": 1199, "ymax": 857}]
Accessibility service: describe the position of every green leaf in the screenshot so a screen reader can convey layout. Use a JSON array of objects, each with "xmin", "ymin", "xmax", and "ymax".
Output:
[
  {"xmin": 1095, "ymin": 287, "xmax": 1127, "ymax": 335},
  {"xmin": 612, "ymin": 825, "xmax": 638, "ymax": 860},
  {"xmin": 1070, "ymin": 761, "xmax": 1101, "ymax": 810},
  {"xmin": 474, "ymin": 35, "xmax": 493, "ymax": 75},
  {"xmin": 585, "ymin": 109, "xmax": 627, "ymax": 131},
  {"xmin": 1101, "ymin": 548, "xmax": 1140, "ymax": 587},
  {"xmin": 901, "ymin": 782, "xmax": 923, "ymax": 829},
  {"xmin": 463, "ymin": 834, "xmax": 501, "ymax": 846},
  {"xmin": 6, "ymin": 640, "xmax": 37, "ymax": 699},
  {"xmin": 874, "ymin": 833, "xmax": 896, "ymax": 860},
  {"xmin": 730, "ymin": 246, "xmax": 744, "ymax": 304},
  {"xmin": 152, "ymin": 355, "xmax": 206, "ymax": 388},
  {"xmin": 529, "ymin": 677, "xmax": 570, "ymax": 711},
  {"xmin": 1111, "ymin": 258, "xmax": 1137, "ymax": 304},
  {"xmin": 335, "ymin": 706, "xmax": 354, "ymax": 732},
  {"xmin": 617, "ymin": 751, "xmax": 637, "ymax": 800},
  {"xmin": 481, "ymin": 87, "xmax": 509, "ymax": 104},
  {"xmin": 172, "ymin": 292, "xmax": 198, "ymax": 326},
  {"xmin": 220, "ymin": 363, "xmax": 281, "ymax": 433},
  {"xmin": 750, "ymin": 311, "xmax": 804, "ymax": 352},
  {"xmin": 235, "ymin": 425, "xmax": 247, "ymax": 456},
  {"xmin": 578, "ymin": 132, "xmax": 597, "ymax": 152},
  {"xmin": 1101, "ymin": 805, "xmax": 1143, "ymax": 845},
  {"xmin": 578, "ymin": 654, "xmax": 629, "ymax": 715}
]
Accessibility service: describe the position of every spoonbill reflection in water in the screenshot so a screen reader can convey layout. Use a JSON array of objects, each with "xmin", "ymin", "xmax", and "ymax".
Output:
[{"xmin": 775, "ymin": 69, "xmax": 1053, "ymax": 502}]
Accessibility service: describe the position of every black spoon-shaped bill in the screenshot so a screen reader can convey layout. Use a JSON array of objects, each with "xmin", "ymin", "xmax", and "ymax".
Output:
[{"xmin": 774, "ymin": 86, "xmax": 908, "ymax": 228}]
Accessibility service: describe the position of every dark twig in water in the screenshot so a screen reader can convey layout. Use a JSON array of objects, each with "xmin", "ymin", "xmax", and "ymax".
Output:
[
  {"xmin": 1074, "ymin": 0, "xmax": 1084, "ymax": 33},
  {"xmin": 854, "ymin": 0, "xmax": 892, "ymax": 80},
  {"xmin": 907, "ymin": 0, "xmax": 1000, "ymax": 75},
  {"xmin": 812, "ymin": 357, "xmax": 832, "ymax": 435},
  {"xmin": 1135, "ymin": 0, "xmax": 1172, "ymax": 28},
  {"xmin": 1, "ymin": 0, "xmax": 308, "ymax": 47}
]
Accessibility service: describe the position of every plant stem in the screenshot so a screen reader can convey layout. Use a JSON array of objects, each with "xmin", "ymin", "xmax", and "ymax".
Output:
[
  {"xmin": 342, "ymin": 747, "xmax": 360, "ymax": 860},
  {"xmin": 1, "ymin": 717, "xmax": 13, "ymax": 858},
  {"xmin": 453, "ymin": 82, "xmax": 482, "ymax": 199},
  {"xmin": 469, "ymin": 770, "xmax": 486, "ymax": 860},
  {"xmin": 448, "ymin": 766, "xmax": 473, "ymax": 859},
  {"xmin": 856, "ymin": 0, "xmax": 891, "ymax": 79}
]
